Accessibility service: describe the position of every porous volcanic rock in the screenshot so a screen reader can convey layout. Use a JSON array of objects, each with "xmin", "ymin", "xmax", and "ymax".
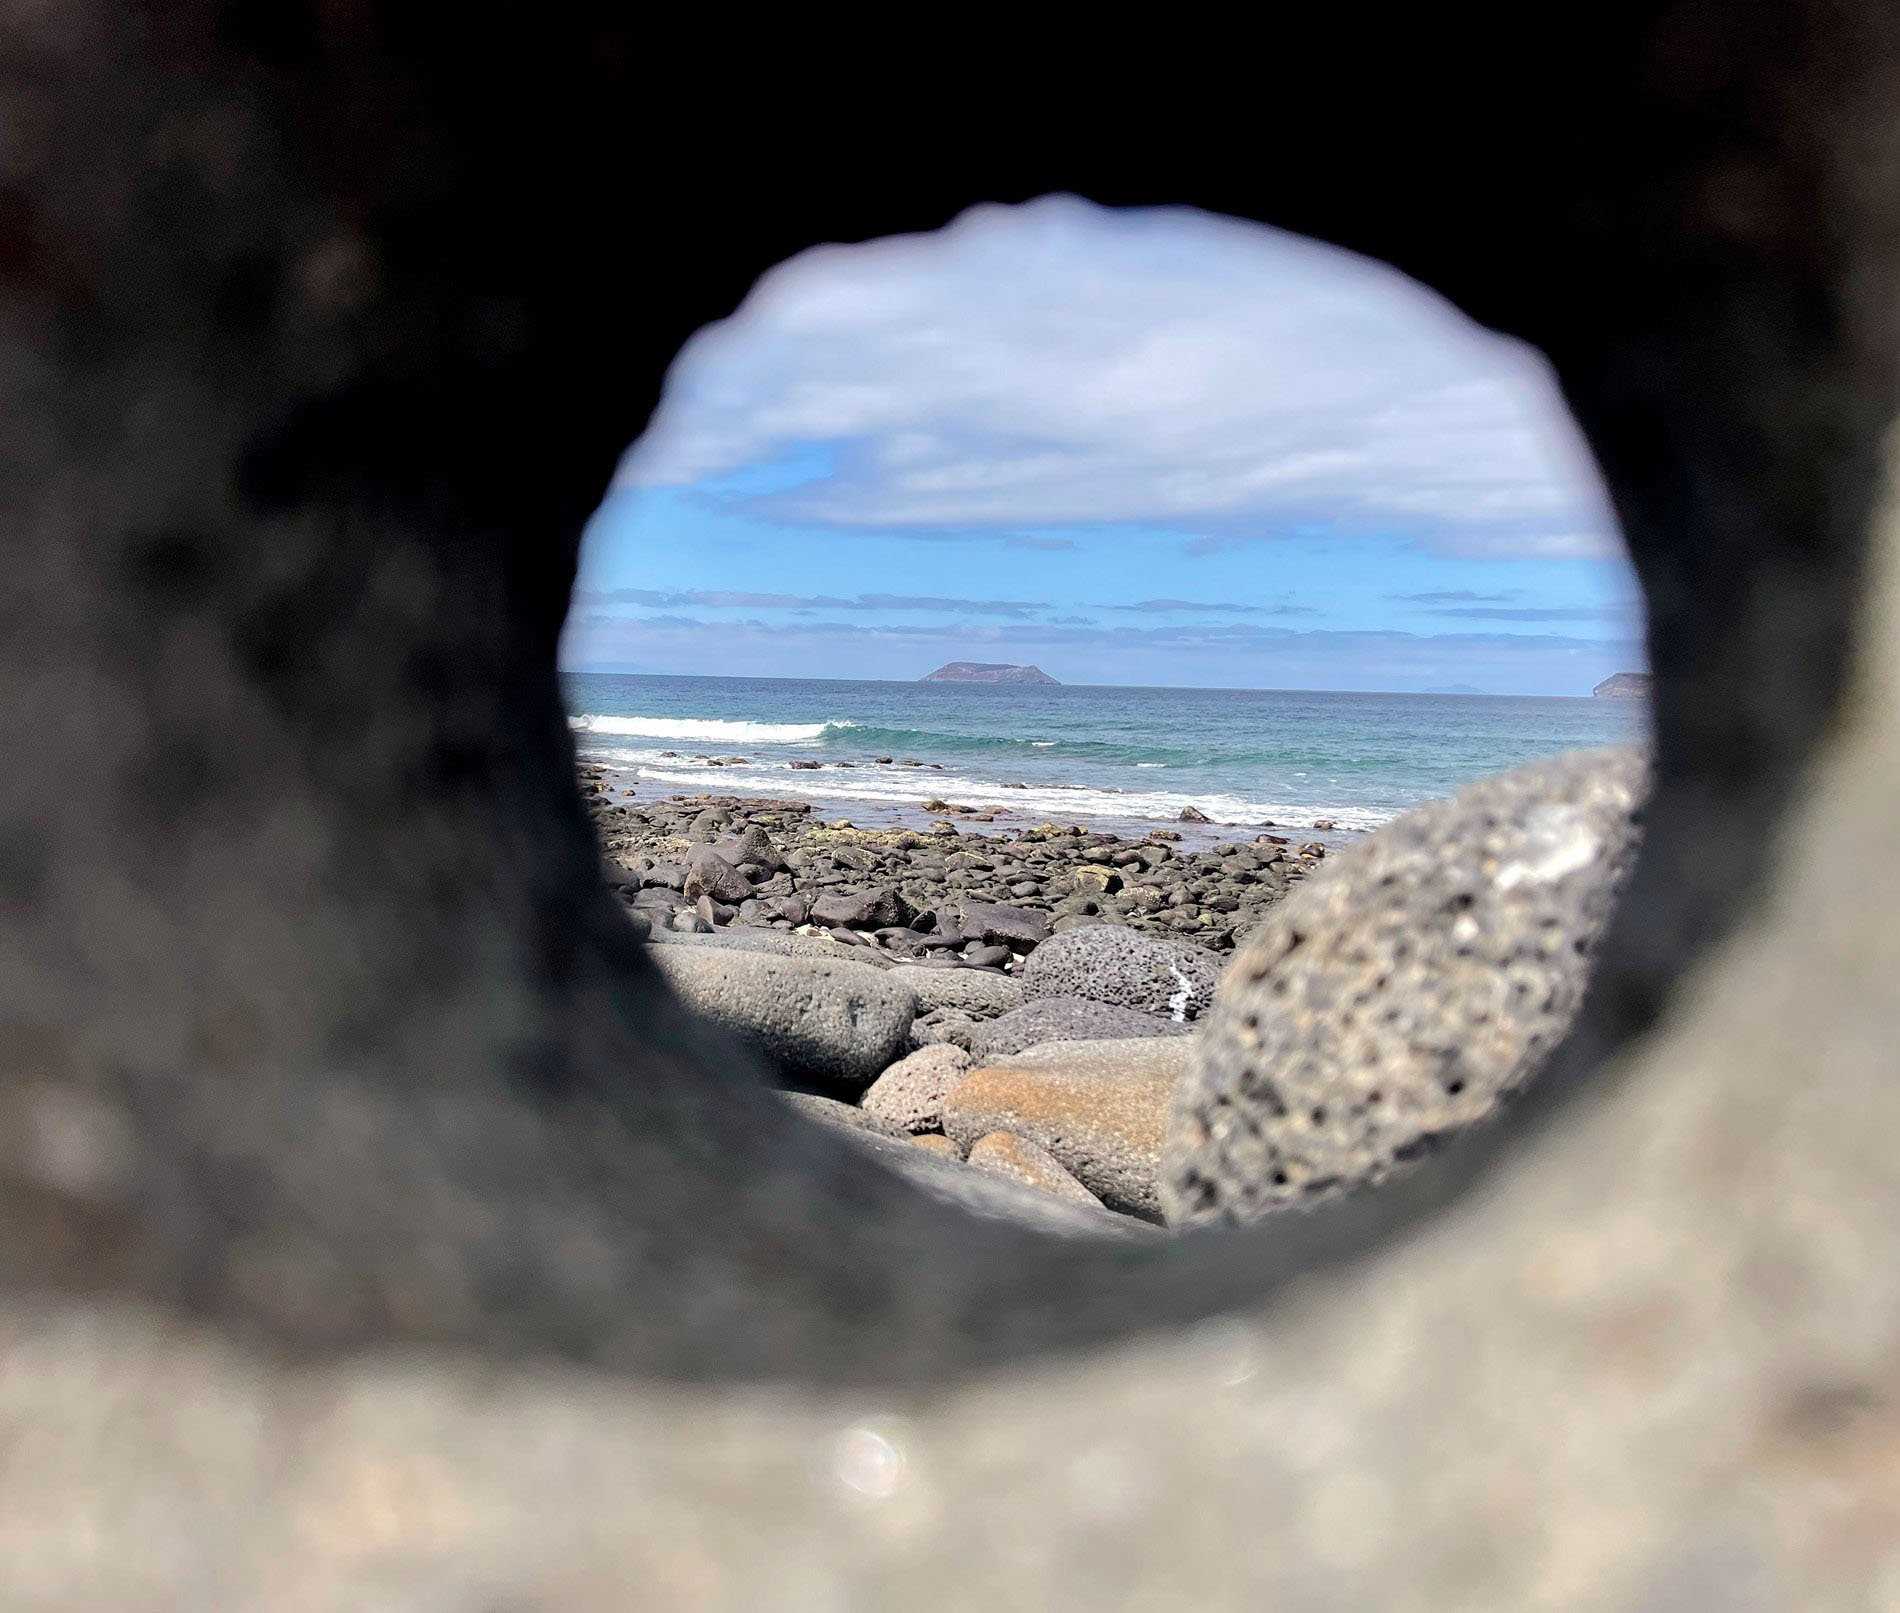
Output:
[
  {"xmin": 1019, "ymin": 927, "xmax": 1223, "ymax": 1022},
  {"xmin": 1162, "ymin": 747, "xmax": 1647, "ymax": 1227}
]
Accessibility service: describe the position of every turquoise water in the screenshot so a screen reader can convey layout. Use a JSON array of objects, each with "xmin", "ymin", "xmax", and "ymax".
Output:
[{"xmin": 565, "ymin": 673, "xmax": 1648, "ymax": 838}]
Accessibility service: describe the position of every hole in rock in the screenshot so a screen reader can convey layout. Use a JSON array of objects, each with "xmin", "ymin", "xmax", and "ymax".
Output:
[{"xmin": 559, "ymin": 195, "xmax": 1650, "ymax": 1234}]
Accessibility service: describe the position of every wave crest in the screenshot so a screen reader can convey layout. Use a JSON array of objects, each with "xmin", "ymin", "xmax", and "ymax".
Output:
[{"xmin": 569, "ymin": 714, "xmax": 849, "ymax": 744}]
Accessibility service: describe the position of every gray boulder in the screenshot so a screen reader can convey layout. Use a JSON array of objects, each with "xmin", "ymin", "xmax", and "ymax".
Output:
[
  {"xmin": 970, "ymin": 997, "xmax": 1192, "ymax": 1062},
  {"xmin": 1019, "ymin": 926, "xmax": 1222, "ymax": 1021},
  {"xmin": 958, "ymin": 901, "xmax": 1051, "ymax": 948},
  {"xmin": 860, "ymin": 1044, "xmax": 973, "ymax": 1133},
  {"xmin": 811, "ymin": 886, "xmax": 913, "ymax": 930},
  {"xmin": 682, "ymin": 844, "xmax": 752, "ymax": 905},
  {"xmin": 1162, "ymin": 747, "xmax": 1646, "ymax": 1227},
  {"xmin": 686, "ymin": 807, "xmax": 730, "ymax": 842},
  {"xmin": 716, "ymin": 823, "xmax": 783, "ymax": 870},
  {"xmin": 910, "ymin": 1006, "xmax": 980, "ymax": 1052},
  {"xmin": 646, "ymin": 948, "xmax": 917, "ymax": 1086},
  {"xmin": 886, "ymin": 965, "xmax": 1025, "ymax": 1020},
  {"xmin": 643, "ymin": 860, "xmax": 687, "ymax": 891},
  {"xmin": 942, "ymin": 1038, "xmax": 1196, "ymax": 1220}
]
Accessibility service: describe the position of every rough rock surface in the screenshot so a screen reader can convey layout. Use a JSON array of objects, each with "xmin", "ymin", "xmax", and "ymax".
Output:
[
  {"xmin": 970, "ymin": 997, "xmax": 1193, "ymax": 1062},
  {"xmin": 886, "ymin": 965, "xmax": 1025, "ymax": 1019},
  {"xmin": 942, "ymin": 1038, "xmax": 1196, "ymax": 1219},
  {"xmin": 1019, "ymin": 927, "xmax": 1222, "ymax": 1021},
  {"xmin": 957, "ymin": 901, "xmax": 1051, "ymax": 949},
  {"xmin": 1163, "ymin": 748, "xmax": 1647, "ymax": 1227},
  {"xmin": 910, "ymin": 1006, "xmax": 980, "ymax": 1052},
  {"xmin": 967, "ymin": 1131, "xmax": 1105, "ymax": 1207},
  {"xmin": 860, "ymin": 1044, "xmax": 973, "ymax": 1133},
  {"xmin": 810, "ymin": 886, "xmax": 911, "ymax": 931},
  {"xmin": 646, "ymin": 949, "xmax": 917, "ymax": 1086}
]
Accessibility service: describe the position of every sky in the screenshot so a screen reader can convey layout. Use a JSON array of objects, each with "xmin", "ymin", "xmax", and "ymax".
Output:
[{"xmin": 561, "ymin": 196, "xmax": 1645, "ymax": 694}]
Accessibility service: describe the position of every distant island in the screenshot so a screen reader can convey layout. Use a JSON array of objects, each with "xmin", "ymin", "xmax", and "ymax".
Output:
[
  {"xmin": 920, "ymin": 662, "xmax": 1061, "ymax": 685},
  {"xmin": 1592, "ymin": 672, "xmax": 1652, "ymax": 700}
]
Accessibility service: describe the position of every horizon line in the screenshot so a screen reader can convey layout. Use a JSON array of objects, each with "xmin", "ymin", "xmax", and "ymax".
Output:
[{"xmin": 560, "ymin": 665, "xmax": 1642, "ymax": 699}]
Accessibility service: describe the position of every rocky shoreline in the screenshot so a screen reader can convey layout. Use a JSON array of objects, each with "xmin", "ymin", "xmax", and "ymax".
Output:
[
  {"xmin": 585, "ymin": 765, "xmax": 1329, "ymax": 958},
  {"xmin": 585, "ymin": 748, "xmax": 1645, "ymax": 1234}
]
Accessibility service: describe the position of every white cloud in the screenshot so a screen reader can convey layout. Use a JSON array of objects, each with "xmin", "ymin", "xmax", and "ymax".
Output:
[{"xmin": 622, "ymin": 196, "xmax": 1621, "ymax": 560}]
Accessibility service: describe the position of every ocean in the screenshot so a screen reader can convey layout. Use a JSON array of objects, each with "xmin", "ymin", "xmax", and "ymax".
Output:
[{"xmin": 564, "ymin": 673, "xmax": 1648, "ymax": 841}]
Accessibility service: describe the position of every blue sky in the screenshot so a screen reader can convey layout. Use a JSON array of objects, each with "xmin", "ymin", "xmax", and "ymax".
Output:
[{"xmin": 562, "ymin": 197, "xmax": 1644, "ymax": 693}]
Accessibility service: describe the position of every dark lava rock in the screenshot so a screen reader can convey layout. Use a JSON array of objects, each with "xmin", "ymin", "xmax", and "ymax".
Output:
[
  {"xmin": 1162, "ymin": 747, "xmax": 1647, "ymax": 1228},
  {"xmin": 1019, "ymin": 927, "xmax": 1223, "ymax": 1022},
  {"xmin": 961, "ymin": 944, "xmax": 1013, "ymax": 970},
  {"xmin": 811, "ymin": 887, "xmax": 913, "ymax": 930},
  {"xmin": 969, "ymin": 997, "xmax": 1194, "ymax": 1061},
  {"xmin": 958, "ymin": 901, "xmax": 1051, "ymax": 949},
  {"xmin": 715, "ymin": 824, "xmax": 783, "ymax": 870},
  {"xmin": 683, "ymin": 845, "xmax": 751, "ymax": 905}
]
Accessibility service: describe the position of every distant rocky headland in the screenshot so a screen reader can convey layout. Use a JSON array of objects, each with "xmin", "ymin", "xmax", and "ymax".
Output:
[
  {"xmin": 1592, "ymin": 672, "xmax": 1652, "ymax": 700},
  {"xmin": 921, "ymin": 662, "xmax": 1060, "ymax": 685}
]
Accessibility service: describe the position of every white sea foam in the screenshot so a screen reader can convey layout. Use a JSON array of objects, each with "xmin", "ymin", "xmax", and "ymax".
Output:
[
  {"xmin": 591, "ymin": 752, "xmax": 1392, "ymax": 831},
  {"xmin": 569, "ymin": 714, "xmax": 847, "ymax": 744}
]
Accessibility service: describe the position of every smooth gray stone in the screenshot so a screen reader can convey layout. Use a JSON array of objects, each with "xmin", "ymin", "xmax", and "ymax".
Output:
[
  {"xmin": 958, "ymin": 902, "xmax": 1051, "ymax": 947},
  {"xmin": 646, "ymin": 949, "xmax": 917, "ymax": 1086},
  {"xmin": 886, "ymin": 965, "xmax": 1025, "ymax": 1020},
  {"xmin": 1163, "ymin": 748, "xmax": 1647, "ymax": 1227},
  {"xmin": 970, "ymin": 998, "xmax": 1192, "ymax": 1062},
  {"xmin": 1019, "ymin": 926, "xmax": 1222, "ymax": 1021}
]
